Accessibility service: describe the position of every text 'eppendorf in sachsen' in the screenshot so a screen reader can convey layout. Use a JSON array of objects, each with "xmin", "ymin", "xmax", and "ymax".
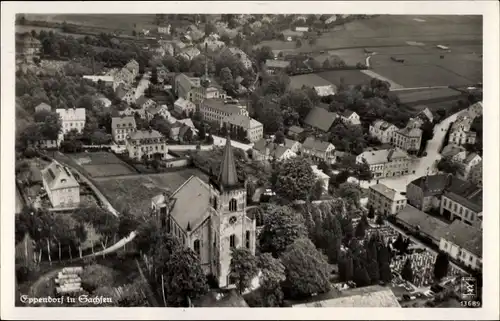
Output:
[{"xmin": 20, "ymin": 294, "xmax": 113, "ymax": 305}]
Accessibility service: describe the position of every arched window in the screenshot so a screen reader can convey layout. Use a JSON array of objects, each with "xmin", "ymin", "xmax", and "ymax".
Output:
[
  {"xmin": 229, "ymin": 198, "xmax": 237, "ymax": 212},
  {"xmin": 229, "ymin": 234, "xmax": 236, "ymax": 248},
  {"xmin": 245, "ymin": 231, "xmax": 251, "ymax": 249},
  {"xmin": 194, "ymin": 239, "xmax": 201, "ymax": 256}
]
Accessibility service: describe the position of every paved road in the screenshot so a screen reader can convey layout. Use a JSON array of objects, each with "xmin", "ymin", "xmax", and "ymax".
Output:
[
  {"xmin": 135, "ymin": 74, "xmax": 151, "ymax": 99},
  {"xmin": 212, "ymin": 135, "xmax": 254, "ymax": 151},
  {"xmin": 358, "ymin": 106, "xmax": 466, "ymax": 192}
]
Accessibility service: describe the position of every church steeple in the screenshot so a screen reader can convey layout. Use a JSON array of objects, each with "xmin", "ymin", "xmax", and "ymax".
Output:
[{"xmin": 218, "ymin": 137, "xmax": 238, "ymax": 188}]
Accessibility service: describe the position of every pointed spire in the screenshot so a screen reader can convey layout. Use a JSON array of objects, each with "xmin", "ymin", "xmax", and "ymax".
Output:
[
  {"xmin": 187, "ymin": 221, "xmax": 191, "ymax": 232},
  {"xmin": 218, "ymin": 136, "xmax": 238, "ymax": 188}
]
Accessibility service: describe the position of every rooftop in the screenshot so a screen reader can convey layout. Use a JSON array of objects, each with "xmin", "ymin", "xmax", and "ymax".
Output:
[
  {"xmin": 203, "ymin": 99, "xmax": 244, "ymax": 115},
  {"xmin": 129, "ymin": 129, "xmax": 164, "ymax": 141},
  {"xmin": 397, "ymin": 126, "xmax": 422, "ymax": 137},
  {"xmin": 409, "ymin": 174, "xmax": 471, "ymax": 197},
  {"xmin": 41, "ymin": 161, "xmax": 79, "ymax": 191},
  {"xmin": 302, "ymin": 136, "xmax": 334, "ymax": 152},
  {"xmin": 440, "ymin": 220, "xmax": 482, "ymax": 257},
  {"xmin": 341, "ymin": 109, "xmax": 356, "ymax": 118},
  {"xmin": 372, "ymin": 119, "xmax": 397, "ymax": 131},
  {"xmin": 441, "ymin": 144, "xmax": 466, "ymax": 158},
  {"xmin": 225, "ymin": 114, "xmax": 262, "ymax": 129},
  {"xmin": 370, "ymin": 183, "xmax": 406, "ymax": 201},
  {"xmin": 396, "ymin": 205, "xmax": 449, "ymax": 241},
  {"xmin": 358, "ymin": 148, "xmax": 409, "ymax": 165},
  {"xmin": 111, "ymin": 116, "xmax": 136, "ymax": 129},
  {"xmin": 55, "ymin": 107, "xmax": 86, "ymax": 121},
  {"xmin": 304, "ymin": 106, "xmax": 339, "ymax": 132},
  {"xmin": 445, "ymin": 185, "xmax": 482, "ymax": 213},
  {"xmin": 265, "ymin": 59, "xmax": 291, "ymax": 69},
  {"xmin": 288, "ymin": 125, "xmax": 305, "ymax": 134}
]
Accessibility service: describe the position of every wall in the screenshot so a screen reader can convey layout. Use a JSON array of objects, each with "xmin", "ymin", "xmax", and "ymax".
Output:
[
  {"xmin": 168, "ymin": 144, "xmax": 214, "ymax": 152},
  {"xmin": 164, "ymin": 158, "xmax": 189, "ymax": 168}
]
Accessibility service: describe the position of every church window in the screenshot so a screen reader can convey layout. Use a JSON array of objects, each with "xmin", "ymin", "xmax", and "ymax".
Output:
[
  {"xmin": 229, "ymin": 216, "xmax": 237, "ymax": 225},
  {"xmin": 245, "ymin": 231, "xmax": 250, "ymax": 249},
  {"xmin": 230, "ymin": 234, "xmax": 236, "ymax": 248},
  {"xmin": 229, "ymin": 198, "xmax": 237, "ymax": 212},
  {"xmin": 194, "ymin": 239, "xmax": 200, "ymax": 256}
]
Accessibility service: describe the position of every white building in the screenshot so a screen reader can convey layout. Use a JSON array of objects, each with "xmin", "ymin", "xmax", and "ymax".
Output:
[
  {"xmin": 252, "ymin": 139, "xmax": 297, "ymax": 162},
  {"xmin": 340, "ymin": 110, "xmax": 361, "ymax": 126},
  {"xmin": 224, "ymin": 114, "xmax": 264, "ymax": 143},
  {"xmin": 126, "ymin": 129, "xmax": 169, "ymax": 161},
  {"xmin": 393, "ymin": 126, "xmax": 422, "ymax": 154},
  {"xmin": 56, "ymin": 107, "xmax": 86, "ymax": 135},
  {"xmin": 369, "ymin": 120, "xmax": 398, "ymax": 144},
  {"xmin": 356, "ymin": 148, "xmax": 412, "ymax": 179},
  {"xmin": 448, "ymin": 113, "xmax": 477, "ymax": 146},
  {"xmin": 41, "ymin": 161, "xmax": 80, "ymax": 208},
  {"xmin": 174, "ymin": 97, "xmax": 197, "ymax": 117},
  {"xmin": 440, "ymin": 185, "xmax": 482, "ymax": 229},
  {"xmin": 111, "ymin": 116, "xmax": 137, "ymax": 143},
  {"xmin": 439, "ymin": 220, "xmax": 482, "ymax": 270},
  {"xmin": 458, "ymin": 153, "xmax": 482, "ymax": 181},
  {"xmin": 368, "ymin": 183, "xmax": 407, "ymax": 216},
  {"xmin": 201, "ymin": 99, "xmax": 248, "ymax": 125}
]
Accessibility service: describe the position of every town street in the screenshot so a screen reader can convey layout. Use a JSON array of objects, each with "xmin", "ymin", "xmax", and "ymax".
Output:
[
  {"xmin": 359, "ymin": 107, "xmax": 466, "ymax": 192},
  {"xmin": 212, "ymin": 135, "xmax": 254, "ymax": 151},
  {"xmin": 135, "ymin": 73, "xmax": 151, "ymax": 99}
]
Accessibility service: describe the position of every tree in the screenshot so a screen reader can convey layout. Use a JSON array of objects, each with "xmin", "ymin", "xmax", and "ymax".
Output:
[
  {"xmin": 204, "ymin": 22, "xmax": 216, "ymax": 36},
  {"xmin": 117, "ymin": 209, "xmax": 139, "ymax": 239},
  {"xmin": 254, "ymin": 46, "xmax": 274, "ymax": 65},
  {"xmin": 295, "ymin": 39, "xmax": 302, "ymax": 48},
  {"xmin": 311, "ymin": 180, "xmax": 324, "ymax": 201},
  {"xmin": 81, "ymin": 264, "xmax": 116, "ymax": 292},
  {"xmin": 230, "ymin": 248, "xmax": 259, "ymax": 294},
  {"xmin": 337, "ymin": 182, "xmax": 361, "ymax": 207},
  {"xmin": 367, "ymin": 206, "xmax": 375, "ymax": 219},
  {"xmin": 273, "ymin": 157, "xmax": 316, "ymax": 202},
  {"xmin": 353, "ymin": 261, "xmax": 371, "ymax": 287},
  {"xmin": 401, "ymin": 258, "xmax": 414, "ymax": 283},
  {"xmin": 280, "ymin": 238, "xmax": 331, "ymax": 299},
  {"xmin": 365, "ymin": 236, "xmax": 380, "ymax": 284},
  {"xmin": 378, "ymin": 244, "xmax": 392, "ymax": 283},
  {"xmin": 338, "ymin": 252, "xmax": 354, "ymax": 282},
  {"xmin": 354, "ymin": 218, "xmax": 367, "ymax": 239},
  {"xmin": 259, "ymin": 205, "xmax": 308, "ymax": 257},
  {"xmin": 257, "ymin": 253, "xmax": 286, "ymax": 307},
  {"xmin": 274, "ymin": 130, "xmax": 285, "ymax": 144},
  {"xmin": 375, "ymin": 214, "xmax": 385, "ymax": 226},
  {"xmin": 437, "ymin": 157, "xmax": 461, "ymax": 175},
  {"xmin": 433, "ymin": 252, "xmax": 450, "ymax": 282}
]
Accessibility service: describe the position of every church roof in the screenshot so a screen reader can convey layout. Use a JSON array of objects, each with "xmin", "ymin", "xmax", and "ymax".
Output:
[{"xmin": 218, "ymin": 137, "xmax": 239, "ymax": 188}]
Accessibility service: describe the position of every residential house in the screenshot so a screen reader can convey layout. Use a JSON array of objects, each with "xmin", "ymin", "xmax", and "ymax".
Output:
[
  {"xmin": 265, "ymin": 59, "xmax": 291, "ymax": 74},
  {"xmin": 406, "ymin": 174, "xmax": 470, "ymax": 212},
  {"xmin": 395, "ymin": 205, "xmax": 449, "ymax": 246},
  {"xmin": 469, "ymin": 161, "xmax": 482, "ymax": 186},
  {"xmin": 118, "ymin": 106, "xmax": 146, "ymax": 119},
  {"xmin": 179, "ymin": 47, "xmax": 201, "ymax": 61},
  {"xmin": 83, "ymin": 75, "xmax": 115, "ymax": 87},
  {"xmin": 136, "ymin": 95, "xmax": 157, "ymax": 114},
  {"xmin": 158, "ymin": 25, "xmax": 171, "ymax": 35},
  {"xmin": 33, "ymin": 138, "xmax": 62, "ymax": 149},
  {"xmin": 35, "ymin": 102, "xmax": 52, "ymax": 113},
  {"xmin": 111, "ymin": 116, "xmax": 137, "ymax": 143},
  {"xmin": 41, "ymin": 161, "xmax": 80, "ymax": 208},
  {"xmin": 175, "ymin": 73, "xmax": 205, "ymax": 106},
  {"xmin": 158, "ymin": 40, "xmax": 175, "ymax": 56},
  {"xmin": 287, "ymin": 125, "xmax": 305, "ymax": 140},
  {"xmin": 440, "ymin": 182, "xmax": 482, "ymax": 228},
  {"xmin": 124, "ymin": 59, "xmax": 140, "ymax": 78},
  {"xmin": 252, "ymin": 139, "xmax": 296, "ymax": 162},
  {"xmin": 311, "ymin": 165, "xmax": 330, "ymax": 194},
  {"xmin": 392, "ymin": 126, "xmax": 422, "ymax": 154},
  {"xmin": 356, "ymin": 148, "xmax": 412, "ymax": 178},
  {"xmin": 368, "ymin": 183, "xmax": 407, "ymax": 215},
  {"xmin": 146, "ymin": 104, "xmax": 170, "ymax": 120},
  {"xmin": 221, "ymin": 47, "xmax": 253, "ymax": 70},
  {"xmin": 126, "ymin": 129, "xmax": 168, "ymax": 161},
  {"xmin": 177, "ymin": 124, "xmax": 197, "ymax": 143},
  {"xmin": 115, "ymin": 84, "xmax": 136, "ymax": 105},
  {"xmin": 458, "ymin": 153, "xmax": 482, "ymax": 180},
  {"xmin": 439, "ymin": 220, "xmax": 482, "ymax": 270},
  {"xmin": 284, "ymin": 138, "xmax": 302, "ymax": 154},
  {"xmin": 177, "ymin": 118, "xmax": 197, "ymax": 130},
  {"xmin": 56, "ymin": 107, "xmax": 86, "ymax": 135},
  {"xmin": 224, "ymin": 114, "xmax": 264, "ymax": 143},
  {"xmin": 448, "ymin": 113, "xmax": 477, "ymax": 146},
  {"xmin": 150, "ymin": 138, "xmax": 257, "ymax": 287},
  {"xmin": 369, "ymin": 120, "xmax": 398, "ymax": 144},
  {"xmin": 340, "ymin": 110, "xmax": 361, "ymax": 126},
  {"xmin": 93, "ymin": 95, "xmax": 112, "ymax": 108},
  {"xmin": 304, "ymin": 106, "xmax": 338, "ymax": 132},
  {"xmin": 441, "ymin": 144, "xmax": 467, "ymax": 162},
  {"xmin": 174, "ymin": 97, "xmax": 197, "ymax": 117},
  {"xmin": 201, "ymin": 99, "xmax": 248, "ymax": 125},
  {"xmin": 406, "ymin": 117, "xmax": 425, "ymax": 129},
  {"xmin": 204, "ymin": 85, "xmax": 227, "ymax": 100},
  {"xmin": 113, "ymin": 68, "xmax": 135, "ymax": 88},
  {"xmin": 314, "ymin": 85, "xmax": 337, "ymax": 97},
  {"xmin": 286, "ymin": 285, "xmax": 400, "ymax": 308},
  {"xmin": 468, "ymin": 101, "xmax": 483, "ymax": 119},
  {"xmin": 417, "ymin": 107, "xmax": 434, "ymax": 123},
  {"xmin": 301, "ymin": 137, "xmax": 336, "ymax": 164}
]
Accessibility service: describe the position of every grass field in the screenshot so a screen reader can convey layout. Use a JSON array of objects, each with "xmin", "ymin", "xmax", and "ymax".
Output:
[
  {"xmin": 96, "ymin": 168, "xmax": 208, "ymax": 217},
  {"xmin": 394, "ymin": 88, "xmax": 463, "ymax": 105},
  {"xmin": 317, "ymin": 70, "xmax": 373, "ymax": 86},
  {"xmin": 289, "ymin": 73, "xmax": 333, "ymax": 89},
  {"xmin": 70, "ymin": 152, "xmax": 136, "ymax": 178}
]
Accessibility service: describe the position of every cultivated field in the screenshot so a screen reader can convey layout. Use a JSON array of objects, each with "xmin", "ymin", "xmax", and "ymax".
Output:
[
  {"xmin": 395, "ymin": 88, "xmax": 463, "ymax": 105},
  {"xmin": 70, "ymin": 152, "xmax": 137, "ymax": 178},
  {"xmin": 317, "ymin": 70, "xmax": 373, "ymax": 86},
  {"xmin": 95, "ymin": 168, "xmax": 208, "ymax": 217},
  {"xmin": 289, "ymin": 73, "xmax": 333, "ymax": 89}
]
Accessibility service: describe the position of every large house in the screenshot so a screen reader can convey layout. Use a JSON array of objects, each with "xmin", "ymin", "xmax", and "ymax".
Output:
[
  {"xmin": 115, "ymin": 84, "xmax": 136, "ymax": 105},
  {"xmin": 56, "ymin": 107, "xmax": 86, "ymax": 135},
  {"xmin": 304, "ymin": 106, "xmax": 338, "ymax": 132},
  {"xmin": 284, "ymin": 138, "xmax": 302, "ymax": 154},
  {"xmin": 174, "ymin": 97, "xmax": 197, "ymax": 117},
  {"xmin": 468, "ymin": 161, "xmax": 482, "ymax": 186},
  {"xmin": 301, "ymin": 137, "xmax": 336, "ymax": 164},
  {"xmin": 41, "ymin": 161, "xmax": 80, "ymax": 208},
  {"xmin": 150, "ymin": 138, "xmax": 257, "ymax": 288},
  {"xmin": 252, "ymin": 139, "xmax": 296, "ymax": 162},
  {"xmin": 126, "ymin": 129, "xmax": 169, "ymax": 161},
  {"xmin": 111, "ymin": 116, "xmax": 137, "ymax": 143},
  {"xmin": 339, "ymin": 110, "xmax": 361, "ymax": 126},
  {"xmin": 146, "ymin": 104, "xmax": 170, "ymax": 120},
  {"xmin": 223, "ymin": 114, "xmax": 263, "ymax": 143},
  {"xmin": 356, "ymin": 148, "xmax": 411, "ymax": 179},
  {"xmin": 201, "ymin": 99, "xmax": 248, "ymax": 125},
  {"xmin": 457, "ymin": 153, "xmax": 482, "ymax": 181},
  {"xmin": 406, "ymin": 174, "xmax": 470, "ymax": 212},
  {"xmin": 439, "ymin": 220, "xmax": 482, "ymax": 270},
  {"xmin": 35, "ymin": 102, "xmax": 52, "ymax": 113},
  {"xmin": 179, "ymin": 47, "xmax": 201, "ymax": 61},
  {"xmin": 175, "ymin": 73, "xmax": 205, "ymax": 105},
  {"xmin": 124, "ymin": 59, "xmax": 140, "ymax": 78},
  {"xmin": 440, "ymin": 183, "xmax": 482, "ymax": 229},
  {"xmin": 368, "ymin": 183, "xmax": 407, "ymax": 216},
  {"xmin": 392, "ymin": 126, "xmax": 422, "ymax": 154},
  {"xmin": 441, "ymin": 144, "xmax": 467, "ymax": 162},
  {"xmin": 448, "ymin": 113, "xmax": 477, "ymax": 146},
  {"xmin": 369, "ymin": 120, "xmax": 398, "ymax": 144},
  {"xmin": 265, "ymin": 59, "xmax": 290, "ymax": 74}
]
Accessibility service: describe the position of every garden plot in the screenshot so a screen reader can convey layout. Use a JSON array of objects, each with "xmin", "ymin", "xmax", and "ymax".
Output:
[{"xmin": 70, "ymin": 152, "xmax": 136, "ymax": 178}]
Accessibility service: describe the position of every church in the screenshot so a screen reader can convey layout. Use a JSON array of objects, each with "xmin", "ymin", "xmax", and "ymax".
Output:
[{"xmin": 151, "ymin": 138, "xmax": 257, "ymax": 288}]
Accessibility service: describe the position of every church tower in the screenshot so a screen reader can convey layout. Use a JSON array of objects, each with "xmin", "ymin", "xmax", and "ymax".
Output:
[{"xmin": 209, "ymin": 137, "xmax": 256, "ymax": 288}]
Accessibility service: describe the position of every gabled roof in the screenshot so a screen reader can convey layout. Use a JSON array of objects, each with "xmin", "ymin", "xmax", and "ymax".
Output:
[
  {"xmin": 341, "ymin": 109, "xmax": 356, "ymax": 118},
  {"xmin": 35, "ymin": 102, "xmax": 52, "ymax": 112},
  {"xmin": 225, "ymin": 114, "xmax": 262, "ymax": 130},
  {"xmin": 370, "ymin": 183, "xmax": 406, "ymax": 201},
  {"xmin": 396, "ymin": 127, "xmax": 422, "ymax": 138},
  {"xmin": 441, "ymin": 144, "xmax": 466, "ymax": 158},
  {"xmin": 41, "ymin": 161, "xmax": 79, "ymax": 191},
  {"xmin": 174, "ymin": 97, "xmax": 196, "ymax": 110},
  {"xmin": 129, "ymin": 129, "xmax": 164, "ymax": 140},
  {"xmin": 304, "ymin": 107, "xmax": 338, "ymax": 132},
  {"xmin": 371, "ymin": 119, "xmax": 397, "ymax": 131},
  {"xmin": 177, "ymin": 118, "xmax": 196, "ymax": 129},
  {"xmin": 111, "ymin": 116, "xmax": 136, "ymax": 129},
  {"xmin": 203, "ymin": 99, "xmax": 243, "ymax": 115},
  {"xmin": 56, "ymin": 108, "xmax": 86, "ymax": 122},
  {"xmin": 445, "ymin": 185, "xmax": 482, "ymax": 213},
  {"xmin": 147, "ymin": 104, "xmax": 167, "ymax": 115},
  {"xmin": 288, "ymin": 125, "xmax": 305, "ymax": 135},
  {"xmin": 409, "ymin": 174, "xmax": 470, "ymax": 197},
  {"xmin": 464, "ymin": 152, "xmax": 481, "ymax": 165},
  {"xmin": 395, "ymin": 205, "xmax": 449, "ymax": 241},
  {"xmin": 284, "ymin": 138, "xmax": 300, "ymax": 149},
  {"xmin": 358, "ymin": 148, "xmax": 409, "ymax": 165},
  {"xmin": 302, "ymin": 136, "xmax": 334, "ymax": 152},
  {"xmin": 265, "ymin": 59, "xmax": 290, "ymax": 69},
  {"xmin": 440, "ymin": 220, "xmax": 482, "ymax": 257},
  {"xmin": 418, "ymin": 107, "xmax": 434, "ymax": 122},
  {"xmin": 136, "ymin": 95, "xmax": 153, "ymax": 108},
  {"xmin": 115, "ymin": 84, "xmax": 129, "ymax": 99}
]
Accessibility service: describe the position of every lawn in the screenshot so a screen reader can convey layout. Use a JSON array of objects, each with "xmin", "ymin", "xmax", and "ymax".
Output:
[
  {"xmin": 317, "ymin": 70, "xmax": 374, "ymax": 86},
  {"xmin": 395, "ymin": 88, "xmax": 463, "ymax": 105},
  {"xmin": 70, "ymin": 152, "xmax": 137, "ymax": 178},
  {"xmin": 95, "ymin": 168, "xmax": 208, "ymax": 217},
  {"xmin": 372, "ymin": 65, "xmax": 473, "ymax": 88},
  {"xmin": 289, "ymin": 73, "xmax": 333, "ymax": 90}
]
